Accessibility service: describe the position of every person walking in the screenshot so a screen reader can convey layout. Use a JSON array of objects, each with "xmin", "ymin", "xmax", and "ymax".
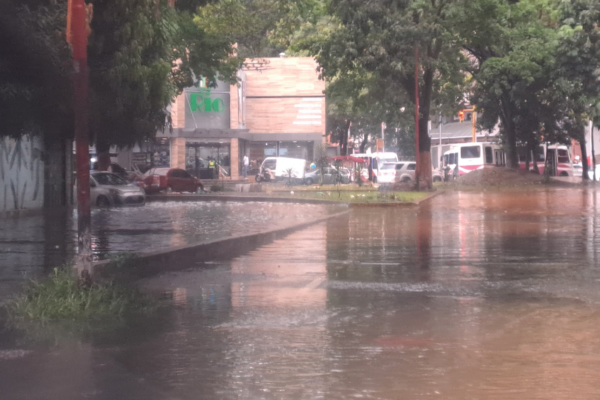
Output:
[
  {"xmin": 243, "ymin": 154, "xmax": 249, "ymax": 179},
  {"xmin": 208, "ymin": 157, "xmax": 216, "ymax": 179}
]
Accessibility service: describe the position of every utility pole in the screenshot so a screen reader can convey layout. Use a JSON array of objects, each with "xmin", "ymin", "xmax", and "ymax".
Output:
[
  {"xmin": 414, "ymin": 46, "xmax": 420, "ymax": 189},
  {"xmin": 70, "ymin": 0, "xmax": 92, "ymax": 277},
  {"xmin": 592, "ymin": 123, "xmax": 596, "ymax": 182},
  {"xmin": 472, "ymin": 108, "xmax": 477, "ymax": 142}
]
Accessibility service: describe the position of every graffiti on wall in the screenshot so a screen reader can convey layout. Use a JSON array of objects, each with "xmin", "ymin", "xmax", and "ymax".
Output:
[{"xmin": 0, "ymin": 135, "xmax": 44, "ymax": 211}]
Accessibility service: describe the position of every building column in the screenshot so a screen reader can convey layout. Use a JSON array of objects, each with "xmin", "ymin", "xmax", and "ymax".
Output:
[
  {"xmin": 230, "ymin": 138, "xmax": 240, "ymax": 180},
  {"xmin": 171, "ymin": 138, "xmax": 186, "ymax": 169}
]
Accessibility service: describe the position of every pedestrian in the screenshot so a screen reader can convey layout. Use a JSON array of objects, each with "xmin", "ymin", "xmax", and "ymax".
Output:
[
  {"xmin": 243, "ymin": 154, "xmax": 249, "ymax": 179},
  {"xmin": 208, "ymin": 157, "xmax": 216, "ymax": 179}
]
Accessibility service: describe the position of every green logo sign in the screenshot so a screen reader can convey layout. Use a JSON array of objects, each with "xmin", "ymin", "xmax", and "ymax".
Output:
[{"xmin": 190, "ymin": 89, "xmax": 225, "ymax": 113}]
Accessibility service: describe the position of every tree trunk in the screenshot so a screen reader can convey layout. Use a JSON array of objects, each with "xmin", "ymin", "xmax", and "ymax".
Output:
[
  {"xmin": 418, "ymin": 115, "xmax": 432, "ymax": 190},
  {"xmin": 582, "ymin": 138, "xmax": 589, "ymax": 180},
  {"xmin": 531, "ymin": 141, "xmax": 539, "ymax": 174},
  {"xmin": 359, "ymin": 133, "xmax": 369, "ymax": 153},
  {"xmin": 417, "ymin": 69, "xmax": 434, "ymax": 190},
  {"xmin": 499, "ymin": 95, "xmax": 519, "ymax": 169},
  {"xmin": 96, "ymin": 140, "xmax": 111, "ymax": 171},
  {"xmin": 44, "ymin": 135, "xmax": 66, "ymax": 207},
  {"xmin": 341, "ymin": 120, "xmax": 351, "ymax": 156}
]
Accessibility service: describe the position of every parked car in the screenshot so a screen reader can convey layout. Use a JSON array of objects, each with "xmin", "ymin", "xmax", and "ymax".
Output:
[
  {"xmin": 90, "ymin": 172, "xmax": 146, "ymax": 207},
  {"xmin": 378, "ymin": 162, "xmax": 405, "ymax": 183},
  {"xmin": 304, "ymin": 167, "xmax": 350, "ymax": 185},
  {"xmin": 377, "ymin": 162, "xmax": 417, "ymax": 183},
  {"xmin": 142, "ymin": 168, "xmax": 203, "ymax": 194}
]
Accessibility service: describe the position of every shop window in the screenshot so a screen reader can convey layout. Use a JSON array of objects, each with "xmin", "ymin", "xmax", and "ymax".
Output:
[{"xmin": 185, "ymin": 141, "xmax": 230, "ymax": 179}]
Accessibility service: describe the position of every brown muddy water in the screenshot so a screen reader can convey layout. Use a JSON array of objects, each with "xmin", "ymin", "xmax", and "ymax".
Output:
[{"xmin": 2, "ymin": 188, "xmax": 600, "ymax": 399}]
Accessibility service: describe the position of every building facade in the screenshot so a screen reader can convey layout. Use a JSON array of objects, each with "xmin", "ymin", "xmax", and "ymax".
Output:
[{"xmin": 153, "ymin": 57, "xmax": 326, "ymax": 180}]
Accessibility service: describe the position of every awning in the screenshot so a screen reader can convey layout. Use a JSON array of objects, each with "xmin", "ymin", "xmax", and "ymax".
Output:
[{"xmin": 328, "ymin": 156, "xmax": 367, "ymax": 164}]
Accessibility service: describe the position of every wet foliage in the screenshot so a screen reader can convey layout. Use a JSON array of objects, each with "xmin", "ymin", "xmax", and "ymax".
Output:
[{"xmin": 5, "ymin": 268, "xmax": 158, "ymax": 322}]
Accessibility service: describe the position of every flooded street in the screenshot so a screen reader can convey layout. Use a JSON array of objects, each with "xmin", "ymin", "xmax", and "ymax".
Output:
[
  {"xmin": 3, "ymin": 188, "xmax": 600, "ymax": 399},
  {"xmin": 0, "ymin": 201, "xmax": 342, "ymax": 297}
]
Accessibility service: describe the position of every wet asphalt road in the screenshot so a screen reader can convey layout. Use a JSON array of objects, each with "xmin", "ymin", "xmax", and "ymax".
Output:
[{"xmin": 3, "ymin": 188, "xmax": 600, "ymax": 399}]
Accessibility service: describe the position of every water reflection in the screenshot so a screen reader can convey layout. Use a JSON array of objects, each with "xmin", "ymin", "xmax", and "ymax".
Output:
[
  {"xmin": 0, "ymin": 201, "xmax": 343, "ymax": 292},
  {"xmin": 4, "ymin": 188, "xmax": 600, "ymax": 398}
]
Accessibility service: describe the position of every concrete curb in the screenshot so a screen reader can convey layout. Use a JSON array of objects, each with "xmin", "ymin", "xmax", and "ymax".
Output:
[
  {"xmin": 349, "ymin": 201, "xmax": 417, "ymax": 208},
  {"xmin": 414, "ymin": 189, "xmax": 446, "ymax": 204},
  {"xmin": 146, "ymin": 194, "xmax": 344, "ymax": 205},
  {"xmin": 92, "ymin": 209, "xmax": 350, "ymax": 280}
]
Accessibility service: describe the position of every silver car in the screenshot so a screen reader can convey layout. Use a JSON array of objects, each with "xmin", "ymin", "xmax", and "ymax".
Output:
[{"xmin": 90, "ymin": 172, "xmax": 146, "ymax": 207}]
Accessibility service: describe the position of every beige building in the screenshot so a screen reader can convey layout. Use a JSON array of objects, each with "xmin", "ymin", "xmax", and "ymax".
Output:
[{"xmin": 154, "ymin": 57, "xmax": 326, "ymax": 180}]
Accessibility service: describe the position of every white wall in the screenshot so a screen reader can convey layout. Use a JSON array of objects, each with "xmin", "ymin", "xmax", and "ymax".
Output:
[{"xmin": 0, "ymin": 135, "xmax": 44, "ymax": 211}]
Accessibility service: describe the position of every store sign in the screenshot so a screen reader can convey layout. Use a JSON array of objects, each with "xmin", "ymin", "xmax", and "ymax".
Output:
[{"xmin": 190, "ymin": 89, "xmax": 225, "ymax": 113}]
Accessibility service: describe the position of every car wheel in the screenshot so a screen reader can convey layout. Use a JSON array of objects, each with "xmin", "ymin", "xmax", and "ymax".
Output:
[
  {"xmin": 402, "ymin": 177, "xmax": 411, "ymax": 183},
  {"xmin": 96, "ymin": 196, "xmax": 110, "ymax": 208},
  {"xmin": 433, "ymin": 176, "xmax": 442, "ymax": 182},
  {"xmin": 255, "ymin": 174, "xmax": 262, "ymax": 182},
  {"xmin": 560, "ymin": 171, "xmax": 568, "ymax": 177},
  {"xmin": 305, "ymin": 178, "xmax": 314, "ymax": 185}
]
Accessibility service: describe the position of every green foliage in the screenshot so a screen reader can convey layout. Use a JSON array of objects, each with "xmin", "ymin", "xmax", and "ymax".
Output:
[
  {"xmin": 196, "ymin": 0, "xmax": 293, "ymax": 57},
  {"xmin": 210, "ymin": 184, "xmax": 224, "ymax": 192},
  {"xmin": 0, "ymin": 0, "xmax": 240, "ymax": 150},
  {"xmin": 0, "ymin": 0, "xmax": 72, "ymax": 139},
  {"xmin": 460, "ymin": 0, "xmax": 600, "ymax": 172},
  {"xmin": 7, "ymin": 268, "xmax": 156, "ymax": 322}
]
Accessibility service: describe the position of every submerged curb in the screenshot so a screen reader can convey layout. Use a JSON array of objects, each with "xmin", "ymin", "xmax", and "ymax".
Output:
[
  {"xmin": 147, "ymin": 194, "xmax": 342, "ymax": 205},
  {"xmin": 92, "ymin": 209, "xmax": 350, "ymax": 280}
]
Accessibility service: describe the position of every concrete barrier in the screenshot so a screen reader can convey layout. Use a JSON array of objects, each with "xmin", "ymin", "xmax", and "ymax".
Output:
[{"xmin": 92, "ymin": 209, "xmax": 350, "ymax": 281}]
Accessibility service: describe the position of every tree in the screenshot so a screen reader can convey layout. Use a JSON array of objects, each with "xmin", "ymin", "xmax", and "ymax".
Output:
[
  {"xmin": 195, "ymin": 0, "xmax": 294, "ymax": 57},
  {"xmin": 455, "ymin": 0, "xmax": 566, "ymax": 169},
  {"xmin": 89, "ymin": 0, "xmax": 242, "ymax": 165},
  {"xmin": 0, "ymin": 0, "xmax": 72, "ymax": 141},
  {"xmin": 551, "ymin": 0, "xmax": 600, "ymax": 180},
  {"xmin": 300, "ymin": 0, "xmax": 466, "ymax": 189}
]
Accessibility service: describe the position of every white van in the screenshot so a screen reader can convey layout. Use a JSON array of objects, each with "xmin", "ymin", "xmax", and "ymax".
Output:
[{"xmin": 256, "ymin": 157, "xmax": 306, "ymax": 182}]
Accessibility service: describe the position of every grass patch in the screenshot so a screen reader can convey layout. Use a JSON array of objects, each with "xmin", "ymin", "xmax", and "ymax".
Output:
[
  {"xmin": 282, "ymin": 190, "xmax": 428, "ymax": 203},
  {"xmin": 6, "ymin": 267, "xmax": 157, "ymax": 322}
]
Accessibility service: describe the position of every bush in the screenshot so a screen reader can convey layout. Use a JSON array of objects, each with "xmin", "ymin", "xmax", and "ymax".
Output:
[
  {"xmin": 6, "ymin": 268, "xmax": 156, "ymax": 322},
  {"xmin": 210, "ymin": 184, "xmax": 223, "ymax": 192}
]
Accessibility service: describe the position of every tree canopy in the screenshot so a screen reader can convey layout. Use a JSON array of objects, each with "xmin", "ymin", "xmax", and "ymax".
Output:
[{"xmin": 0, "ymin": 0, "xmax": 241, "ymax": 152}]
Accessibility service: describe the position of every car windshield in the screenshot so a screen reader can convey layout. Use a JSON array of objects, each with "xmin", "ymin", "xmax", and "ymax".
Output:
[{"xmin": 92, "ymin": 173, "xmax": 127, "ymax": 186}]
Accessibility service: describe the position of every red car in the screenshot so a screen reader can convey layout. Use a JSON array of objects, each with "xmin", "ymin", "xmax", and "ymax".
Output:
[{"xmin": 142, "ymin": 168, "xmax": 204, "ymax": 194}]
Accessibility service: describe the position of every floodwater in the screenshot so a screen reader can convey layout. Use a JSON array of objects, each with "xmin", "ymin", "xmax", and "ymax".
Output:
[
  {"xmin": 0, "ymin": 201, "xmax": 342, "ymax": 297},
  {"xmin": 3, "ymin": 188, "xmax": 600, "ymax": 399}
]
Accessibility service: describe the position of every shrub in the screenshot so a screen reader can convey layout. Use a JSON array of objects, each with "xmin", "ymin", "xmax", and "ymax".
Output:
[{"xmin": 6, "ymin": 268, "xmax": 156, "ymax": 322}]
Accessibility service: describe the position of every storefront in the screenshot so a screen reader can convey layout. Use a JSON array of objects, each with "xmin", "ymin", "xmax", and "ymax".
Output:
[
  {"xmin": 149, "ymin": 58, "xmax": 326, "ymax": 180},
  {"xmin": 185, "ymin": 139, "xmax": 231, "ymax": 179},
  {"xmin": 247, "ymin": 141, "xmax": 314, "ymax": 174}
]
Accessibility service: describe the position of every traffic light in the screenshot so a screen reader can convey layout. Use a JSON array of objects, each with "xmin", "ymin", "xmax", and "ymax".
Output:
[{"xmin": 458, "ymin": 110, "xmax": 465, "ymax": 123}]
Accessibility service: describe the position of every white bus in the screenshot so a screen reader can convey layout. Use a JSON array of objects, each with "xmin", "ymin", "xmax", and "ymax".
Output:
[
  {"xmin": 517, "ymin": 144, "xmax": 573, "ymax": 177},
  {"xmin": 442, "ymin": 142, "xmax": 506, "ymax": 177}
]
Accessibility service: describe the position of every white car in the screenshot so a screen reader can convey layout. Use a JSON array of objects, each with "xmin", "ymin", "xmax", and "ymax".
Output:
[
  {"xmin": 91, "ymin": 172, "xmax": 146, "ymax": 207},
  {"xmin": 378, "ymin": 162, "xmax": 417, "ymax": 183}
]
